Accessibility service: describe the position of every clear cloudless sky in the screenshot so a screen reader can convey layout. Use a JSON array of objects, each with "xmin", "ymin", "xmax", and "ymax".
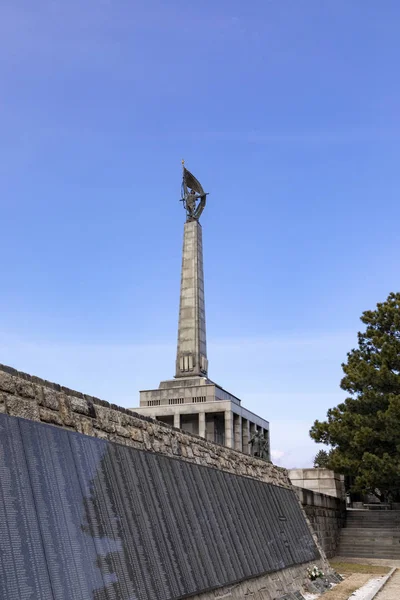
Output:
[{"xmin": 1, "ymin": 0, "xmax": 399, "ymax": 467}]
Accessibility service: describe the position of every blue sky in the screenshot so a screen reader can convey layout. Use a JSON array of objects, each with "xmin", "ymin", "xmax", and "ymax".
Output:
[{"xmin": 1, "ymin": 1, "xmax": 399, "ymax": 467}]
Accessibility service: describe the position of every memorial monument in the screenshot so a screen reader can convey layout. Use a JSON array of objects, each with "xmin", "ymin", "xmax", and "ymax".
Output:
[
  {"xmin": 133, "ymin": 163, "xmax": 270, "ymax": 456},
  {"xmin": 0, "ymin": 166, "xmax": 332, "ymax": 600}
]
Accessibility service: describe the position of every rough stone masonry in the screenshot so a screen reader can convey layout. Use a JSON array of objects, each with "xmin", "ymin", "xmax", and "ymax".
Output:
[
  {"xmin": 0, "ymin": 362, "xmax": 334, "ymax": 599},
  {"xmin": 0, "ymin": 363, "xmax": 286, "ymax": 485}
]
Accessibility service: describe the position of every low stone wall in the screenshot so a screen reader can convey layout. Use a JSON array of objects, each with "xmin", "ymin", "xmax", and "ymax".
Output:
[
  {"xmin": 289, "ymin": 467, "xmax": 345, "ymax": 499},
  {"xmin": 0, "ymin": 363, "xmax": 289, "ymax": 488},
  {"xmin": 295, "ymin": 486, "xmax": 346, "ymax": 558},
  {"xmin": 191, "ymin": 559, "xmax": 323, "ymax": 600}
]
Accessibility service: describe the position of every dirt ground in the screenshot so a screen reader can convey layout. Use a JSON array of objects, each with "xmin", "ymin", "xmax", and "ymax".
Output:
[
  {"xmin": 314, "ymin": 560, "xmax": 393, "ymax": 600},
  {"xmin": 318, "ymin": 573, "xmax": 373, "ymax": 600}
]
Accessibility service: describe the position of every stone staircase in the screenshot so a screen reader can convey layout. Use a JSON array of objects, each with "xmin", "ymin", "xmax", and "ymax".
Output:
[{"xmin": 337, "ymin": 510, "xmax": 400, "ymax": 559}]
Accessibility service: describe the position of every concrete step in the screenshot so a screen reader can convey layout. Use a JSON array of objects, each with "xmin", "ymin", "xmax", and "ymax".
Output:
[
  {"xmin": 339, "ymin": 543, "xmax": 400, "ymax": 550},
  {"xmin": 346, "ymin": 512, "xmax": 400, "ymax": 521},
  {"xmin": 341, "ymin": 529, "xmax": 400, "ymax": 537},
  {"xmin": 339, "ymin": 538, "xmax": 400, "ymax": 547},
  {"xmin": 338, "ymin": 543, "xmax": 400, "ymax": 551},
  {"xmin": 338, "ymin": 553, "xmax": 400, "ymax": 559},
  {"xmin": 339, "ymin": 539, "xmax": 400, "ymax": 546},
  {"xmin": 347, "ymin": 510, "xmax": 400, "ymax": 514},
  {"xmin": 339, "ymin": 511, "xmax": 400, "ymax": 558},
  {"xmin": 340, "ymin": 541, "xmax": 400, "ymax": 548},
  {"xmin": 337, "ymin": 547, "xmax": 400, "ymax": 558},
  {"xmin": 338, "ymin": 553, "xmax": 400, "ymax": 560},
  {"xmin": 346, "ymin": 512, "xmax": 400, "ymax": 523},
  {"xmin": 345, "ymin": 523, "xmax": 400, "ymax": 528},
  {"xmin": 346, "ymin": 515, "xmax": 400, "ymax": 520},
  {"xmin": 338, "ymin": 552, "xmax": 400, "ymax": 558},
  {"xmin": 347, "ymin": 511, "xmax": 400, "ymax": 517}
]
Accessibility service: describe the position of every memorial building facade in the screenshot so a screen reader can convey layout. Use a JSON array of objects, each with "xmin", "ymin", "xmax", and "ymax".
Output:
[{"xmin": 131, "ymin": 166, "xmax": 269, "ymax": 455}]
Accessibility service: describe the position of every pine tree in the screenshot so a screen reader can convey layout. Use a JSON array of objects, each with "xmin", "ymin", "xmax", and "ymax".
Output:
[
  {"xmin": 313, "ymin": 449, "xmax": 330, "ymax": 469},
  {"xmin": 310, "ymin": 292, "xmax": 400, "ymax": 501}
]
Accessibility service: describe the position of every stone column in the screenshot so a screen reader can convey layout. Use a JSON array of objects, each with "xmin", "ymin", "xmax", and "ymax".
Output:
[
  {"xmin": 199, "ymin": 411, "xmax": 206, "ymax": 439},
  {"xmin": 233, "ymin": 413, "xmax": 242, "ymax": 452},
  {"xmin": 175, "ymin": 220, "xmax": 208, "ymax": 378},
  {"xmin": 224, "ymin": 410, "xmax": 234, "ymax": 449},
  {"xmin": 174, "ymin": 413, "xmax": 180, "ymax": 429},
  {"xmin": 205, "ymin": 414, "xmax": 214, "ymax": 442},
  {"xmin": 242, "ymin": 418, "xmax": 250, "ymax": 454},
  {"xmin": 263, "ymin": 428, "xmax": 270, "ymax": 461}
]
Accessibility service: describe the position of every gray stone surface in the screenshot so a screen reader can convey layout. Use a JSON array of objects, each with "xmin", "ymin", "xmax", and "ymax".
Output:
[
  {"xmin": 176, "ymin": 220, "xmax": 208, "ymax": 378},
  {"xmin": 338, "ymin": 511, "xmax": 400, "ymax": 559},
  {"xmin": 288, "ymin": 468, "xmax": 345, "ymax": 499},
  {"xmin": 0, "ymin": 370, "xmax": 16, "ymax": 393},
  {"xmin": 368, "ymin": 569, "xmax": 400, "ymax": 600},
  {"xmin": 5, "ymin": 395, "xmax": 40, "ymax": 421},
  {"xmin": 295, "ymin": 486, "xmax": 346, "ymax": 558},
  {"xmin": 188, "ymin": 561, "xmax": 323, "ymax": 599},
  {"xmin": 137, "ymin": 376, "xmax": 269, "ymax": 452}
]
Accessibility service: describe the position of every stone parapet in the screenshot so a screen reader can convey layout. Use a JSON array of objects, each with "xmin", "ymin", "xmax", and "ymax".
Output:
[
  {"xmin": 0, "ymin": 363, "xmax": 287, "ymax": 487},
  {"xmin": 289, "ymin": 467, "xmax": 345, "ymax": 499}
]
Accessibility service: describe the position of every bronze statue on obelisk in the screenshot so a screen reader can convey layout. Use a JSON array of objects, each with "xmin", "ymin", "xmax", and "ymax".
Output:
[
  {"xmin": 175, "ymin": 162, "xmax": 209, "ymax": 378},
  {"xmin": 180, "ymin": 160, "xmax": 208, "ymax": 222}
]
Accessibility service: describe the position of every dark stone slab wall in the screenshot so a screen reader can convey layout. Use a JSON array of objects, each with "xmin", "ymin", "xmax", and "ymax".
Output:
[
  {"xmin": 1, "ymin": 413, "xmax": 322, "ymax": 600},
  {"xmin": 295, "ymin": 486, "xmax": 346, "ymax": 558},
  {"xmin": 0, "ymin": 363, "xmax": 334, "ymax": 599}
]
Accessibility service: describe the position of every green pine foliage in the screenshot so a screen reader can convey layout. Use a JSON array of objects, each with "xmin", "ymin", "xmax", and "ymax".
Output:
[
  {"xmin": 310, "ymin": 292, "xmax": 400, "ymax": 501},
  {"xmin": 313, "ymin": 449, "xmax": 330, "ymax": 469}
]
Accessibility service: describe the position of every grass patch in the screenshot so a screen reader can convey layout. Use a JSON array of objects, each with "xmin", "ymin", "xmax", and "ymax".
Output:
[{"xmin": 329, "ymin": 561, "xmax": 391, "ymax": 575}]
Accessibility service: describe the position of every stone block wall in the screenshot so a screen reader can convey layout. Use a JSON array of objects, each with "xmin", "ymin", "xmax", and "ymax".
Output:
[
  {"xmin": 295, "ymin": 486, "xmax": 346, "ymax": 558},
  {"xmin": 190, "ymin": 559, "xmax": 326, "ymax": 600},
  {"xmin": 289, "ymin": 468, "xmax": 345, "ymax": 499},
  {"xmin": 0, "ymin": 363, "xmax": 288, "ymax": 487}
]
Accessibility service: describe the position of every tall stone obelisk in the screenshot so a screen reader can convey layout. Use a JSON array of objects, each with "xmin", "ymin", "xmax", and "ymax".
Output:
[
  {"xmin": 175, "ymin": 219, "xmax": 208, "ymax": 378},
  {"xmin": 175, "ymin": 163, "xmax": 209, "ymax": 378},
  {"xmin": 136, "ymin": 164, "xmax": 270, "ymax": 454}
]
